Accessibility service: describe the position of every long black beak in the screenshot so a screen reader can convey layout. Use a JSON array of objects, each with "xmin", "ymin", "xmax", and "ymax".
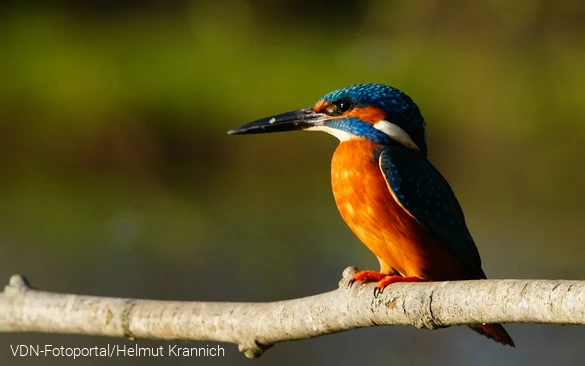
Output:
[{"xmin": 228, "ymin": 108, "xmax": 326, "ymax": 135}]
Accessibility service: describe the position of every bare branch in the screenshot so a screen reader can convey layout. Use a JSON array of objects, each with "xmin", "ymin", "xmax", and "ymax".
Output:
[{"xmin": 1, "ymin": 267, "xmax": 584, "ymax": 358}]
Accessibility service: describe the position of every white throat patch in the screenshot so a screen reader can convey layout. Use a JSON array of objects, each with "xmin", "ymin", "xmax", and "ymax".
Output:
[
  {"xmin": 306, "ymin": 125, "xmax": 353, "ymax": 142},
  {"xmin": 373, "ymin": 120, "xmax": 420, "ymax": 150}
]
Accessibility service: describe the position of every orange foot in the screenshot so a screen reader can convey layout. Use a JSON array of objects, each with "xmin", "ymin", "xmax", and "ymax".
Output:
[
  {"xmin": 373, "ymin": 275, "xmax": 422, "ymax": 297},
  {"xmin": 349, "ymin": 271, "xmax": 423, "ymax": 297},
  {"xmin": 348, "ymin": 270, "xmax": 388, "ymax": 286}
]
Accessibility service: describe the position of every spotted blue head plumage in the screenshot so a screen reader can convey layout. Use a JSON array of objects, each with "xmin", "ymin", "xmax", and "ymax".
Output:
[{"xmin": 320, "ymin": 84, "xmax": 427, "ymax": 155}]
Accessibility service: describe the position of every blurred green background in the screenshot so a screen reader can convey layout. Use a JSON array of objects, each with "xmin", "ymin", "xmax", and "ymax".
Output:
[{"xmin": 1, "ymin": 0, "xmax": 585, "ymax": 365}]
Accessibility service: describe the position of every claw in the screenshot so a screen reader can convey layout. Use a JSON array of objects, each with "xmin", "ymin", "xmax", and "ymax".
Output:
[{"xmin": 373, "ymin": 286, "xmax": 382, "ymax": 298}]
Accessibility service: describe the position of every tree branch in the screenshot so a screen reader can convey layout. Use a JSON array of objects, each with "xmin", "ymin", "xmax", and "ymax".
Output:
[{"xmin": 1, "ymin": 267, "xmax": 584, "ymax": 358}]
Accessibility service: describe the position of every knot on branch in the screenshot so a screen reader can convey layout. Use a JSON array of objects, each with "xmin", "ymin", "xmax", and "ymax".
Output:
[
  {"xmin": 4, "ymin": 275, "xmax": 33, "ymax": 294},
  {"xmin": 238, "ymin": 340, "xmax": 273, "ymax": 359},
  {"xmin": 339, "ymin": 266, "xmax": 359, "ymax": 288},
  {"xmin": 405, "ymin": 286, "xmax": 446, "ymax": 331}
]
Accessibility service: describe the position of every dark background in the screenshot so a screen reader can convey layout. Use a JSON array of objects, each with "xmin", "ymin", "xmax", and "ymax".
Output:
[{"xmin": 1, "ymin": 0, "xmax": 585, "ymax": 365}]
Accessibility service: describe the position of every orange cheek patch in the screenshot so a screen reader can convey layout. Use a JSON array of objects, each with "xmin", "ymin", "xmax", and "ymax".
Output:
[
  {"xmin": 348, "ymin": 106, "xmax": 386, "ymax": 123},
  {"xmin": 312, "ymin": 100, "xmax": 329, "ymax": 113}
]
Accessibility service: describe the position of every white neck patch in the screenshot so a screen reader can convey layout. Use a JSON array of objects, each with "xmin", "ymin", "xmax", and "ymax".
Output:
[
  {"xmin": 306, "ymin": 125, "xmax": 353, "ymax": 142},
  {"xmin": 373, "ymin": 120, "xmax": 420, "ymax": 150}
]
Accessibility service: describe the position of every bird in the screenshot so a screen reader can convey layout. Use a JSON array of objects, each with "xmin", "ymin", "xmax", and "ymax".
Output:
[{"xmin": 228, "ymin": 83, "xmax": 514, "ymax": 347}]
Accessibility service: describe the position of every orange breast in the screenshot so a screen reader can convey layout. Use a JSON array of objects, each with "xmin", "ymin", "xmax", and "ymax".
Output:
[{"xmin": 331, "ymin": 139, "xmax": 465, "ymax": 280}]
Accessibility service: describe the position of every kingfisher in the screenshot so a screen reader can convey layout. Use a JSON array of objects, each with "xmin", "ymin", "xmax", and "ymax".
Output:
[{"xmin": 228, "ymin": 83, "xmax": 514, "ymax": 347}]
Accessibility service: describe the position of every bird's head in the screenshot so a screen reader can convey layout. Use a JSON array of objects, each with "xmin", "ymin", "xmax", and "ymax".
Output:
[{"xmin": 228, "ymin": 84, "xmax": 427, "ymax": 155}]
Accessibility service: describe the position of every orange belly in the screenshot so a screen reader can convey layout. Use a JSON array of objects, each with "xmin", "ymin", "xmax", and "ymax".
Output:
[{"xmin": 331, "ymin": 139, "xmax": 464, "ymax": 280}]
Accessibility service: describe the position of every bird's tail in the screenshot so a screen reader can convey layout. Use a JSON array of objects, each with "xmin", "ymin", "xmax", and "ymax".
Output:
[{"xmin": 468, "ymin": 323, "xmax": 515, "ymax": 347}]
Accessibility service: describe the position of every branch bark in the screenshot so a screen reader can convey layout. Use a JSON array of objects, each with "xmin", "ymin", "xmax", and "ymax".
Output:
[{"xmin": 1, "ymin": 267, "xmax": 584, "ymax": 358}]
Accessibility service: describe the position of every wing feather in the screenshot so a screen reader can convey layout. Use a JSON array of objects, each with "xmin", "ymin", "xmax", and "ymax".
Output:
[{"xmin": 379, "ymin": 147, "xmax": 484, "ymax": 278}]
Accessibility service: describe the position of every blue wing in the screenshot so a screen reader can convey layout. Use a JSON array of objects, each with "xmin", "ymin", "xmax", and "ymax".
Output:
[{"xmin": 379, "ymin": 147, "xmax": 485, "ymax": 278}]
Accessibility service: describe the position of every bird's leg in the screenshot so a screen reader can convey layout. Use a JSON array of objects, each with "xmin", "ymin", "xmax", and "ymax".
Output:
[
  {"xmin": 349, "ymin": 257, "xmax": 398, "ymax": 287},
  {"xmin": 348, "ymin": 270, "xmax": 388, "ymax": 286},
  {"xmin": 349, "ymin": 259, "xmax": 424, "ymax": 296},
  {"xmin": 373, "ymin": 276, "xmax": 423, "ymax": 297},
  {"xmin": 349, "ymin": 271, "xmax": 423, "ymax": 297}
]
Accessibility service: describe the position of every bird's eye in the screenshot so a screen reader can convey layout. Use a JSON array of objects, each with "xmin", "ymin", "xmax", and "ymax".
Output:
[
  {"xmin": 328, "ymin": 98, "xmax": 354, "ymax": 115},
  {"xmin": 335, "ymin": 98, "xmax": 353, "ymax": 113}
]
